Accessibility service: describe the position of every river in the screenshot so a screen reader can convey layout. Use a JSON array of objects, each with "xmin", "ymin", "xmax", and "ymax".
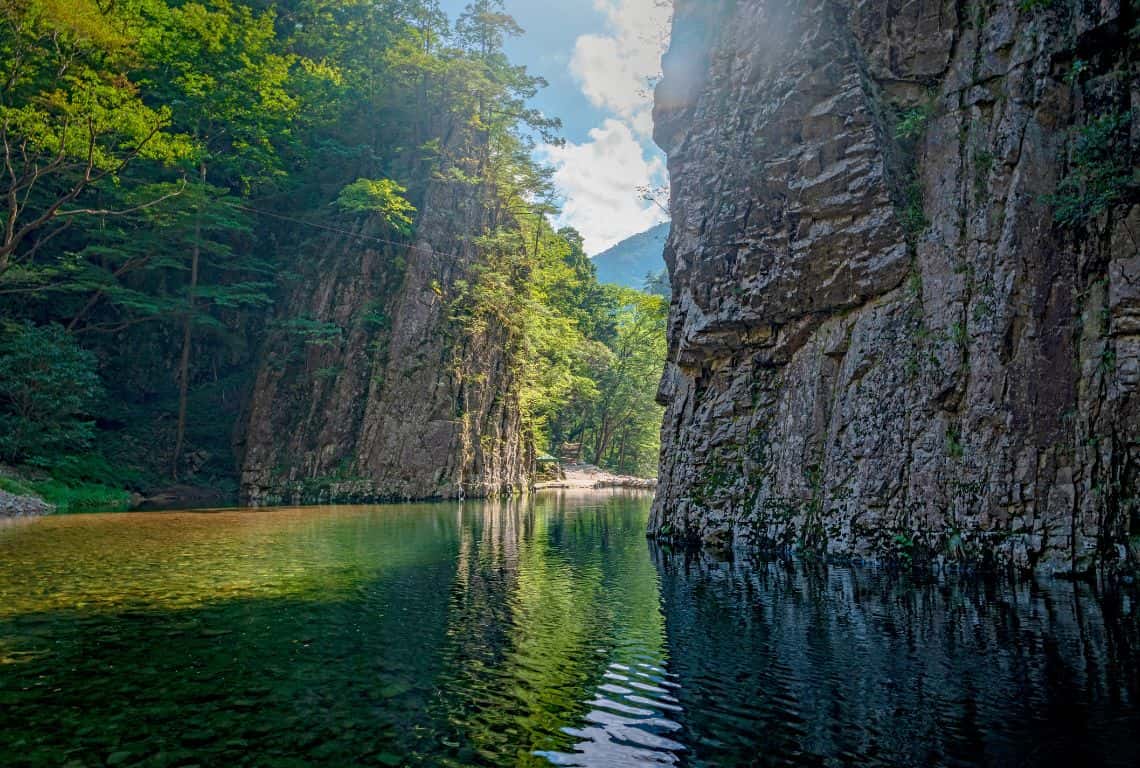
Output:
[{"xmin": 1, "ymin": 492, "xmax": 1138, "ymax": 766}]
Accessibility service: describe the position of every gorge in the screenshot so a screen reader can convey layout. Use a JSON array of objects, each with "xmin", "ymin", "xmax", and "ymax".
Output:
[
  {"xmin": 4, "ymin": 3, "xmax": 1140, "ymax": 766},
  {"xmin": 0, "ymin": 1, "xmax": 1136, "ymax": 577},
  {"xmin": 0, "ymin": 0, "xmax": 666, "ymax": 513}
]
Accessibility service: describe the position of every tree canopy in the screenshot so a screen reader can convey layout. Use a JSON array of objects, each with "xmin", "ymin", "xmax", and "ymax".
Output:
[{"xmin": 0, "ymin": 0, "xmax": 667, "ymax": 497}]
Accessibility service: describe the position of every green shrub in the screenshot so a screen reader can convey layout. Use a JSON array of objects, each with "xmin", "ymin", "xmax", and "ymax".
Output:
[
  {"xmin": 334, "ymin": 178, "xmax": 416, "ymax": 233},
  {"xmin": 892, "ymin": 533, "xmax": 916, "ymax": 565},
  {"xmin": 1065, "ymin": 59, "xmax": 1089, "ymax": 86},
  {"xmin": 271, "ymin": 316, "xmax": 344, "ymax": 347},
  {"xmin": 1050, "ymin": 111, "xmax": 1135, "ymax": 227},
  {"xmin": 0, "ymin": 476, "xmax": 130, "ymax": 512},
  {"xmin": 49, "ymin": 453, "xmax": 146, "ymax": 491},
  {"xmin": 895, "ymin": 106, "xmax": 932, "ymax": 141},
  {"xmin": 901, "ymin": 181, "xmax": 928, "ymax": 236},
  {"xmin": 0, "ymin": 323, "xmax": 103, "ymax": 465},
  {"xmin": 950, "ymin": 321, "xmax": 969, "ymax": 350},
  {"xmin": 946, "ymin": 426, "xmax": 965, "ymax": 460}
]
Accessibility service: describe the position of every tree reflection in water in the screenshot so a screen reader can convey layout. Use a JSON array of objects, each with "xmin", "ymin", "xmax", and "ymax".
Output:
[{"xmin": 0, "ymin": 496, "xmax": 1137, "ymax": 767}]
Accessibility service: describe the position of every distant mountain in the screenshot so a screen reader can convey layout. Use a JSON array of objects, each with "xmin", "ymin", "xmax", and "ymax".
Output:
[{"xmin": 591, "ymin": 222, "xmax": 670, "ymax": 291}]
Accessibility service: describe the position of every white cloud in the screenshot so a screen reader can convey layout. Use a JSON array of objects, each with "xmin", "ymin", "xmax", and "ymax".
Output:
[
  {"xmin": 570, "ymin": 0, "xmax": 671, "ymax": 138},
  {"xmin": 537, "ymin": 0, "xmax": 671, "ymax": 253},
  {"xmin": 541, "ymin": 119, "xmax": 668, "ymax": 255}
]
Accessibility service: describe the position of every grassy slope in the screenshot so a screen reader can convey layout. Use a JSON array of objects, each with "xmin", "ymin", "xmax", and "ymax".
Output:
[{"xmin": 0, "ymin": 462, "xmax": 132, "ymax": 513}]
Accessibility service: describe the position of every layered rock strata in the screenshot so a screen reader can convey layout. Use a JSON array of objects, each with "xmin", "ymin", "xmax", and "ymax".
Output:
[{"xmin": 650, "ymin": 0, "xmax": 1139, "ymax": 574}]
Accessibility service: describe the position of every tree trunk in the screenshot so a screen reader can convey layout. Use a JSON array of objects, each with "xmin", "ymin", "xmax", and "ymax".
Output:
[
  {"xmin": 595, "ymin": 416, "xmax": 613, "ymax": 467},
  {"xmin": 172, "ymin": 164, "xmax": 205, "ymax": 480}
]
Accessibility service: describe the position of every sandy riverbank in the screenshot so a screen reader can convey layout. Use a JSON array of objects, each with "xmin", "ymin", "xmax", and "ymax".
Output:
[{"xmin": 534, "ymin": 463, "xmax": 656, "ymax": 491}]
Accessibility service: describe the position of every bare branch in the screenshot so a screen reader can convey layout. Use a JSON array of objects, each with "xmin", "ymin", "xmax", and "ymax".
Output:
[
  {"xmin": 57, "ymin": 179, "xmax": 186, "ymax": 218},
  {"xmin": 73, "ymin": 314, "xmax": 165, "ymax": 335},
  {"xmin": 2, "ymin": 122, "xmax": 18, "ymax": 262},
  {"xmin": 0, "ymin": 178, "xmax": 87, "ymax": 267},
  {"xmin": 20, "ymin": 217, "xmax": 71, "ymax": 262},
  {"xmin": 0, "ymin": 119, "xmax": 167, "ymax": 271},
  {"xmin": 84, "ymin": 115, "xmax": 96, "ymax": 182},
  {"xmin": 67, "ymin": 251, "xmax": 158, "ymax": 331},
  {"xmin": 0, "ymin": 279, "xmax": 72, "ymax": 296}
]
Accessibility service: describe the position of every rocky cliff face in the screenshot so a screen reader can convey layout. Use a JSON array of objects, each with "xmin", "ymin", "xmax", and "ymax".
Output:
[
  {"xmin": 238, "ymin": 178, "xmax": 529, "ymax": 505},
  {"xmin": 650, "ymin": 0, "xmax": 1139, "ymax": 574}
]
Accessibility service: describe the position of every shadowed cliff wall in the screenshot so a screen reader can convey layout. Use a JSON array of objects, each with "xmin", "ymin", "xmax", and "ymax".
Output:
[{"xmin": 238, "ymin": 175, "xmax": 529, "ymax": 505}]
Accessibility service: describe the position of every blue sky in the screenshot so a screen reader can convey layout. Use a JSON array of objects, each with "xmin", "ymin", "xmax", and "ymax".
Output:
[{"xmin": 439, "ymin": 0, "xmax": 671, "ymax": 254}]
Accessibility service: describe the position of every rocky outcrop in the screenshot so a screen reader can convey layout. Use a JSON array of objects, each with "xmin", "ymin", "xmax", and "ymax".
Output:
[
  {"xmin": 238, "ymin": 177, "xmax": 530, "ymax": 505},
  {"xmin": 650, "ymin": 0, "xmax": 1139, "ymax": 574},
  {"xmin": 0, "ymin": 490, "xmax": 53, "ymax": 517}
]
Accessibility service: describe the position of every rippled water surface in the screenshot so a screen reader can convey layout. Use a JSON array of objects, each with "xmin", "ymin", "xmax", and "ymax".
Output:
[{"xmin": 1, "ymin": 493, "xmax": 1139, "ymax": 767}]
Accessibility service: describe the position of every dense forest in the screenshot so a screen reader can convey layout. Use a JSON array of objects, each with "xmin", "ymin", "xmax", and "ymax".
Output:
[{"xmin": 0, "ymin": 0, "xmax": 666, "ymax": 509}]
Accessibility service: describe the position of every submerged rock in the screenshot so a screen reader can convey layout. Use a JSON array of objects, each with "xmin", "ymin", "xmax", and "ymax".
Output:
[{"xmin": 650, "ymin": 0, "xmax": 1139, "ymax": 576}]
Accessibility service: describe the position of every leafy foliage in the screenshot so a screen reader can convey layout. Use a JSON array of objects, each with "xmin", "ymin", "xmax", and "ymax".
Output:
[
  {"xmin": 1050, "ymin": 110, "xmax": 1135, "ymax": 228},
  {"xmin": 0, "ymin": 474, "xmax": 130, "ymax": 512},
  {"xmin": 894, "ymin": 106, "xmax": 931, "ymax": 141},
  {"xmin": 0, "ymin": 0, "xmax": 194, "ymax": 274},
  {"xmin": 0, "ymin": 322, "xmax": 101, "ymax": 463},
  {"xmin": 0, "ymin": 0, "xmax": 667, "ymax": 496},
  {"xmin": 335, "ymin": 179, "xmax": 416, "ymax": 232},
  {"xmin": 537, "ymin": 278, "xmax": 667, "ymax": 478},
  {"xmin": 454, "ymin": 219, "xmax": 666, "ymax": 478}
]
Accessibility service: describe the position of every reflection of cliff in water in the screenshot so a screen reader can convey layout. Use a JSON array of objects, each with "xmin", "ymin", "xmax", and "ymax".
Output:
[{"xmin": 653, "ymin": 547, "xmax": 1140, "ymax": 768}]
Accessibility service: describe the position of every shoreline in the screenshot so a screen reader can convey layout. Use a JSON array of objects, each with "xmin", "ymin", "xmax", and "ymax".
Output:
[
  {"xmin": 534, "ymin": 463, "xmax": 657, "ymax": 492},
  {"xmin": 0, "ymin": 489, "xmax": 54, "ymax": 518}
]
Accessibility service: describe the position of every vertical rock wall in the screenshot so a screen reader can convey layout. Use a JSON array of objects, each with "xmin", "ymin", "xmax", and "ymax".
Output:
[
  {"xmin": 650, "ymin": 0, "xmax": 1139, "ymax": 574},
  {"xmin": 238, "ymin": 177, "xmax": 530, "ymax": 505}
]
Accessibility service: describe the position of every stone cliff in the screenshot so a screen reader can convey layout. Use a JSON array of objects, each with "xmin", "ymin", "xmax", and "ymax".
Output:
[
  {"xmin": 238, "ymin": 176, "xmax": 529, "ymax": 505},
  {"xmin": 650, "ymin": 0, "xmax": 1139, "ymax": 574}
]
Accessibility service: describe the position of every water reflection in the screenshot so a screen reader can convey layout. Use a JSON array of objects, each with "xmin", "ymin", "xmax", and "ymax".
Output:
[
  {"xmin": 539, "ymin": 657, "xmax": 685, "ymax": 767},
  {"xmin": 0, "ymin": 495, "xmax": 1138, "ymax": 767},
  {"xmin": 654, "ymin": 548, "xmax": 1140, "ymax": 768},
  {"xmin": 432, "ymin": 493, "xmax": 675, "ymax": 766}
]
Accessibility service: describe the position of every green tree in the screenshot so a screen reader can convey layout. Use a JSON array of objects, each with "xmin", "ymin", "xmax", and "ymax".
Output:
[
  {"xmin": 132, "ymin": 0, "xmax": 302, "ymax": 476},
  {"xmin": 0, "ymin": 0, "xmax": 191, "ymax": 279},
  {"xmin": 0, "ymin": 0, "xmax": 669, "ymax": 495},
  {"xmin": 643, "ymin": 268, "xmax": 670, "ymax": 297},
  {"xmin": 0, "ymin": 321, "xmax": 102, "ymax": 463},
  {"xmin": 584, "ymin": 290, "xmax": 667, "ymax": 475},
  {"xmin": 334, "ymin": 178, "xmax": 417, "ymax": 233}
]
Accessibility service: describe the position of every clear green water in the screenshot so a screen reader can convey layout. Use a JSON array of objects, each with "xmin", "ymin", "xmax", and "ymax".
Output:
[{"xmin": 1, "ymin": 492, "xmax": 1138, "ymax": 767}]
